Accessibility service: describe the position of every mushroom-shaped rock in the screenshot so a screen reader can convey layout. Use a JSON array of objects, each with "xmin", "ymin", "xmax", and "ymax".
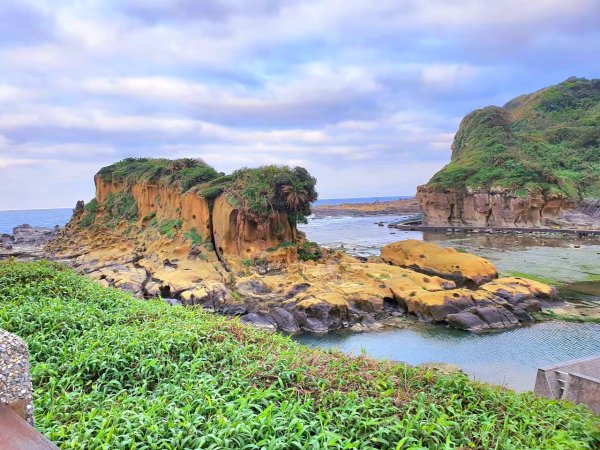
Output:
[{"xmin": 381, "ymin": 240, "xmax": 497, "ymax": 286}]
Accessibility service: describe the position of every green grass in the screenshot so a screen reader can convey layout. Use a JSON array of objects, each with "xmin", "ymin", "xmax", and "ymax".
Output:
[
  {"xmin": 158, "ymin": 219, "xmax": 183, "ymax": 238},
  {"xmin": 97, "ymin": 158, "xmax": 221, "ymax": 191},
  {"xmin": 103, "ymin": 192, "xmax": 138, "ymax": 227},
  {"xmin": 1, "ymin": 261, "xmax": 598, "ymax": 449},
  {"xmin": 79, "ymin": 199, "xmax": 98, "ymax": 228},
  {"xmin": 183, "ymin": 228, "xmax": 202, "ymax": 245},
  {"xmin": 427, "ymin": 78, "xmax": 600, "ymax": 200},
  {"xmin": 502, "ymin": 271, "xmax": 558, "ymax": 285},
  {"xmin": 534, "ymin": 311, "xmax": 600, "ymax": 324}
]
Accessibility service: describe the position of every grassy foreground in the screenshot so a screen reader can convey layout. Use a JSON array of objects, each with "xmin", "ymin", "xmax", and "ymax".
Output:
[{"xmin": 0, "ymin": 261, "xmax": 598, "ymax": 449}]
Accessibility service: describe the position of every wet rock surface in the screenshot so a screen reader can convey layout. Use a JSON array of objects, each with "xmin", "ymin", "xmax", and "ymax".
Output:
[{"xmin": 0, "ymin": 225, "xmax": 59, "ymax": 260}]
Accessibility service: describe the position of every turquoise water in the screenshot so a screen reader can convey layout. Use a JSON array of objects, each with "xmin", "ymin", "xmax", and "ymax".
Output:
[
  {"xmin": 296, "ymin": 321, "xmax": 600, "ymax": 391},
  {"xmin": 298, "ymin": 214, "xmax": 600, "ymax": 391}
]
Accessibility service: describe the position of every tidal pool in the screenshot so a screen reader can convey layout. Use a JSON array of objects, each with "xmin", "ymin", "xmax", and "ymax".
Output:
[
  {"xmin": 298, "ymin": 215, "xmax": 600, "ymax": 391},
  {"xmin": 295, "ymin": 321, "xmax": 600, "ymax": 391}
]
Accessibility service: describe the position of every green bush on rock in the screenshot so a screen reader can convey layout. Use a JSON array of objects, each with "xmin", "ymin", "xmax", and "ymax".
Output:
[
  {"xmin": 0, "ymin": 261, "xmax": 598, "ymax": 449},
  {"xmin": 427, "ymin": 78, "xmax": 600, "ymax": 199}
]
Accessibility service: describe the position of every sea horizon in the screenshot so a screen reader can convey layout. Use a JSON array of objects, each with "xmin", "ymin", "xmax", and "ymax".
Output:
[{"xmin": 0, "ymin": 196, "xmax": 415, "ymax": 234}]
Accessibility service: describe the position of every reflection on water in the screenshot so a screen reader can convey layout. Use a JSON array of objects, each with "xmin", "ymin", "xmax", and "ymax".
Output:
[{"xmin": 295, "ymin": 321, "xmax": 600, "ymax": 391}]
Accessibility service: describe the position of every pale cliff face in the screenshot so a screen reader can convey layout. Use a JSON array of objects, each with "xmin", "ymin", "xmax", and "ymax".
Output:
[{"xmin": 416, "ymin": 186, "xmax": 575, "ymax": 228}]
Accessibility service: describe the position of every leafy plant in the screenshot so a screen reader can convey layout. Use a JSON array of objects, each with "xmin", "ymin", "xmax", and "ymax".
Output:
[
  {"xmin": 298, "ymin": 241, "xmax": 322, "ymax": 261},
  {"xmin": 79, "ymin": 199, "xmax": 98, "ymax": 228},
  {"xmin": 158, "ymin": 219, "xmax": 183, "ymax": 238},
  {"xmin": 183, "ymin": 228, "xmax": 202, "ymax": 245},
  {"xmin": 0, "ymin": 261, "xmax": 598, "ymax": 449},
  {"xmin": 102, "ymin": 192, "xmax": 138, "ymax": 227}
]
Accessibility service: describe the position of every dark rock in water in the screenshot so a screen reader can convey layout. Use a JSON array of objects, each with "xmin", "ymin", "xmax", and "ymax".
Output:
[
  {"xmin": 240, "ymin": 313, "xmax": 277, "ymax": 332},
  {"xmin": 269, "ymin": 307, "xmax": 301, "ymax": 334},
  {"xmin": 472, "ymin": 306, "xmax": 519, "ymax": 329},
  {"xmin": 446, "ymin": 312, "xmax": 489, "ymax": 332}
]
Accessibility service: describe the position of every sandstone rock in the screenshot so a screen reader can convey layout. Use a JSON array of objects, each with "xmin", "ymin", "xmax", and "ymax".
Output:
[
  {"xmin": 212, "ymin": 195, "xmax": 295, "ymax": 262},
  {"xmin": 446, "ymin": 311, "xmax": 489, "ymax": 332},
  {"xmin": 381, "ymin": 240, "xmax": 497, "ymax": 286},
  {"xmin": 416, "ymin": 186, "xmax": 578, "ymax": 228},
  {"xmin": 269, "ymin": 307, "xmax": 301, "ymax": 334},
  {"xmin": 480, "ymin": 277, "xmax": 557, "ymax": 301},
  {"xmin": 145, "ymin": 281, "xmax": 161, "ymax": 297}
]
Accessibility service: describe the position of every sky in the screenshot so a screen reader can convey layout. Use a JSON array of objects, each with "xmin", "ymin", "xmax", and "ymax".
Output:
[{"xmin": 0, "ymin": 1, "xmax": 599, "ymax": 210}]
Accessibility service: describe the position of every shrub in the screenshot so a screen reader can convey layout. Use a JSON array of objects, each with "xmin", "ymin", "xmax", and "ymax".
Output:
[
  {"xmin": 103, "ymin": 192, "xmax": 138, "ymax": 227},
  {"xmin": 183, "ymin": 228, "xmax": 202, "ymax": 245},
  {"xmin": 158, "ymin": 219, "xmax": 183, "ymax": 238},
  {"xmin": 79, "ymin": 199, "xmax": 98, "ymax": 228},
  {"xmin": 298, "ymin": 241, "xmax": 322, "ymax": 261},
  {"xmin": 0, "ymin": 261, "xmax": 598, "ymax": 448}
]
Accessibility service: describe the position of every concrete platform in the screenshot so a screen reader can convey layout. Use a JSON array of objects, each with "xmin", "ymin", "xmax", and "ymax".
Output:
[{"xmin": 534, "ymin": 356, "xmax": 600, "ymax": 413}]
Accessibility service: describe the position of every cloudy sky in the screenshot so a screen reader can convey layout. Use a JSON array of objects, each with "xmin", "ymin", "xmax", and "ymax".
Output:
[{"xmin": 1, "ymin": 0, "xmax": 599, "ymax": 209}]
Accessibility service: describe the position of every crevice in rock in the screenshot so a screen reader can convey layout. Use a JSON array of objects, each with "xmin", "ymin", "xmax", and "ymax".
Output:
[{"xmin": 206, "ymin": 196, "xmax": 230, "ymax": 272}]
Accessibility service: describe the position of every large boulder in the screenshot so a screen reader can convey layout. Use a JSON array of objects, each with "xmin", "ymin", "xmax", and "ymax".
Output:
[{"xmin": 381, "ymin": 240, "xmax": 497, "ymax": 286}]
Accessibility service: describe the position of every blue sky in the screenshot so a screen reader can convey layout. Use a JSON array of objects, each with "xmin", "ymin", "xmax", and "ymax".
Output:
[{"xmin": 0, "ymin": 0, "xmax": 599, "ymax": 209}]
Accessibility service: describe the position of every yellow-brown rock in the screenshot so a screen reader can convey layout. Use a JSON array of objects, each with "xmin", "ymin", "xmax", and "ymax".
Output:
[
  {"xmin": 212, "ymin": 195, "xmax": 294, "ymax": 262},
  {"xmin": 480, "ymin": 277, "xmax": 557, "ymax": 300},
  {"xmin": 381, "ymin": 240, "xmax": 497, "ymax": 286}
]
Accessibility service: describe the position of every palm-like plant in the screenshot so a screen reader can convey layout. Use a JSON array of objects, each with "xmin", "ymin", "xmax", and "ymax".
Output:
[{"xmin": 281, "ymin": 181, "xmax": 309, "ymax": 212}]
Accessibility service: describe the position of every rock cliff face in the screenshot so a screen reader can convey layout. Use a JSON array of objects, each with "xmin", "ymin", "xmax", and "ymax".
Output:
[
  {"xmin": 47, "ymin": 158, "xmax": 559, "ymax": 334},
  {"xmin": 417, "ymin": 78, "xmax": 600, "ymax": 228},
  {"xmin": 417, "ymin": 186, "xmax": 576, "ymax": 227}
]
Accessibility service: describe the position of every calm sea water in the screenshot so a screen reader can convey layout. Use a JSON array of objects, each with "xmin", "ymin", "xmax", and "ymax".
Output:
[
  {"xmin": 299, "ymin": 214, "xmax": 600, "ymax": 391},
  {"xmin": 296, "ymin": 321, "xmax": 600, "ymax": 391},
  {"xmin": 0, "ymin": 208, "xmax": 72, "ymax": 234}
]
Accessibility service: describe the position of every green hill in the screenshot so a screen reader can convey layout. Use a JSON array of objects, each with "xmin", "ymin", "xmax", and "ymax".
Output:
[{"xmin": 427, "ymin": 77, "xmax": 600, "ymax": 200}]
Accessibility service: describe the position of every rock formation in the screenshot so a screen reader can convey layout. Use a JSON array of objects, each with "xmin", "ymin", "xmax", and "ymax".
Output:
[
  {"xmin": 417, "ymin": 78, "xmax": 600, "ymax": 228},
  {"xmin": 46, "ymin": 158, "xmax": 558, "ymax": 334}
]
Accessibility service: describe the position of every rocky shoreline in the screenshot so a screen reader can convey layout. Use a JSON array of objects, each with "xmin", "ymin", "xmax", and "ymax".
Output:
[
  {"xmin": 2, "ymin": 223, "xmax": 570, "ymax": 335},
  {"xmin": 312, "ymin": 198, "xmax": 420, "ymax": 218}
]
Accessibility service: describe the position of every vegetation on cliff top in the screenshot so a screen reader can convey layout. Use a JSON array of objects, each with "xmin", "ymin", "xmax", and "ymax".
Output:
[
  {"xmin": 1, "ymin": 261, "xmax": 598, "ymax": 449},
  {"xmin": 95, "ymin": 158, "xmax": 318, "ymax": 225},
  {"xmin": 426, "ymin": 77, "xmax": 600, "ymax": 199}
]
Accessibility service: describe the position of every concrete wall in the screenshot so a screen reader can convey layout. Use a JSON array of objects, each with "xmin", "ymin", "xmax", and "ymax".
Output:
[
  {"xmin": 0, "ymin": 329, "xmax": 33, "ymax": 424},
  {"xmin": 534, "ymin": 356, "xmax": 600, "ymax": 414}
]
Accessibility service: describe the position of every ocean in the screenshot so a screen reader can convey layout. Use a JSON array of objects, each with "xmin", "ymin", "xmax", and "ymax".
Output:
[
  {"xmin": 0, "ymin": 197, "xmax": 406, "ymax": 234},
  {"xmin": 0, "ymin": 208, "xmax": 73, "ymax": 234}
]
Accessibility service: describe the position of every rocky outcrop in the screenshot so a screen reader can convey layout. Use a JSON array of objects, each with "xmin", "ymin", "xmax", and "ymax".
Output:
[
  {"xmin": 417, "ymin": 186, "xmax": 578, "ymax": 228},
  {"xmin": 380, "ymin": 240, "xmax": 497, "ymax": 286},
  {"xmin": 0, "ymin": 225, "xmax": 58, "ymax": 260},
  {"xmin": 45, "ymin": 158, "xmax": 560, "ymax": 334},
  {"xmin": 212, "ymin": 195, "xmax": 294, "ymax": 265},
  {"xmin": 417, "ymin": 78, "xmax": 600, "ymax": 229}
]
